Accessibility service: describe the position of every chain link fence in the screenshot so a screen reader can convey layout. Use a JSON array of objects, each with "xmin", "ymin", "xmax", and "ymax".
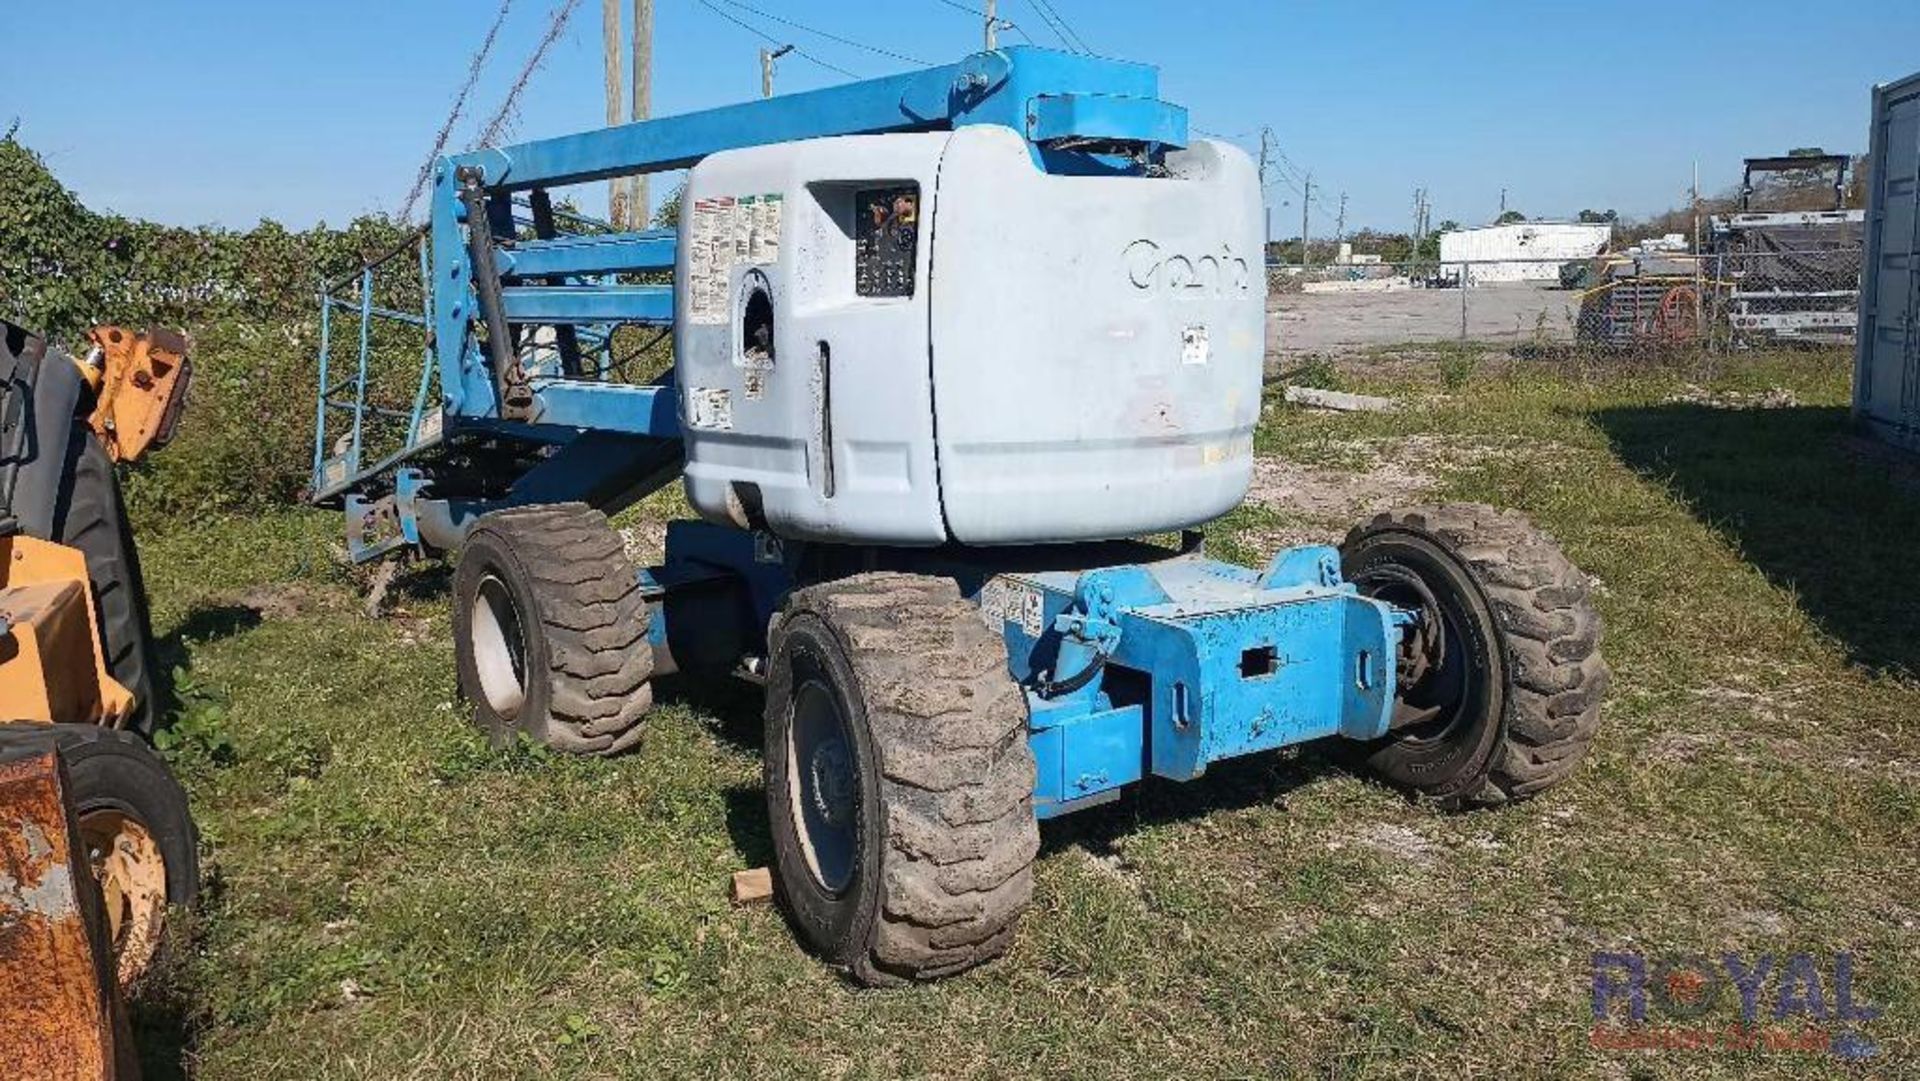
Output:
[{"xmin": 1267, "ymin": 248, "xmax": 1863, "ymax": 358}]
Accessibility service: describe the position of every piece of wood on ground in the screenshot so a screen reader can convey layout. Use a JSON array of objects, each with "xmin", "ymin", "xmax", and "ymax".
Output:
[
  {"xmin": 1282, "ymin": 385, "xmax": 1399, "ymax": 413},
  {"xmin": 731, "ymin": 867, "xmax": 773, "ymax": 904}
]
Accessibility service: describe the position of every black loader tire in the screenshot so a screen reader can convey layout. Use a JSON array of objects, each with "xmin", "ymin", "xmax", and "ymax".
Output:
[
  {"xmin": 28, "ymin": 723, "xmax": 200, "ymax": 990},
  {"xmin": 1340, "ymin": 504, "xmax": 1608, "ymax": 808},
  {"xmin": 451, "ymin": 503, "xmax": 653, "ymax": 755},
  {"xmin": 53, "ymin": 431, "xmax": 160, "ymax": 736},
  {"xmin": 764, "ymin": 572, "xmax": 1037, "ymax": 987}
]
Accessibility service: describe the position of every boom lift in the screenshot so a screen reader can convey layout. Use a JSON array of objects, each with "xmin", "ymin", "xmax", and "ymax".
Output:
[{"xmin": 314, "ymin": 47, "xmax": 1608, "ymax": 984}]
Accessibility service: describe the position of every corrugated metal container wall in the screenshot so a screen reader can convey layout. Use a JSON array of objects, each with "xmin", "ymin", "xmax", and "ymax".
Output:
[
  {"xmin": 1856, "ymin": 71, "xmax": 1920, "ymax": 451},
  {"xmin": 1438, "ymin": 223, "xmax": 1611, "ymax": 284}
]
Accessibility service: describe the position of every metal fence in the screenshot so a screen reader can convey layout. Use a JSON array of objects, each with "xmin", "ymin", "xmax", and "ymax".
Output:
[{"xmin": 1266, "ymin": 249, "xmax": 1864, "ymax": 357}]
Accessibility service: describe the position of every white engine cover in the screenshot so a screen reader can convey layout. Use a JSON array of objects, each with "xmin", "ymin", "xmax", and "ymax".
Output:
[{"xmin": 675, "ymin": 126, "xmax": 1263, "ymax": 546}]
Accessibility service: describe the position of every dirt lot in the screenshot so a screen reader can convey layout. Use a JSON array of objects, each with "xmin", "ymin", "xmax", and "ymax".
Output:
[
  {"xmin": 130, "ymin": 348, "xmax": 1916, "ymax": 1078},
  {"xmin": 1270, "ymin": 280, "xmax": 1582, "ymax": 357}
]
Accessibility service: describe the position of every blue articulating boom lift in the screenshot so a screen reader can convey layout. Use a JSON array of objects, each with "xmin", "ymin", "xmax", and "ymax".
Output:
[{"xmin": 312, "ymin": 46, "xmax": 1609, "ymax": 986}]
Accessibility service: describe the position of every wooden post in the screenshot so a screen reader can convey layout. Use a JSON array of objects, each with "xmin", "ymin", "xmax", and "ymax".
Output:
[
  {"xmin": 602, "ymin": 0, "xmax": 628, "ymax": 228},
  {"xmin": 629, "ymin": 0, "xmax": 653, "ymax": 227}
]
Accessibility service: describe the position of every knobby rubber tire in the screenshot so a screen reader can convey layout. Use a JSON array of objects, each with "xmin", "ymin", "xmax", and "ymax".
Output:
[
  {"xmin": 30, "ymin": 723, "xmax": 199, "ymax": 906},
  {"xmin": 765, "ymin": 572, "xmax": 1038, "ymax": 986},
  {"xmin": 52, "ymin": 431, "xmax": 160, "ymax": 735},
  {"xmin": 1341, "ymin": 503, "xmax": 1609, "ymax": 807},
  {"xmin": 452, "ymin": 504, "xmax": 653, "ymax": 755}
]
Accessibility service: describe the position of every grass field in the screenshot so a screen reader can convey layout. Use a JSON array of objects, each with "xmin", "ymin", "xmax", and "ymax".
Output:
[{"xmin": 131, "ymin": 347, "xmax": 1917, "ymax": 1078}]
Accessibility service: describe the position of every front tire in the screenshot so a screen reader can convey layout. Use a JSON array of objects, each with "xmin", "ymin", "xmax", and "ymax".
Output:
[
  {"xmin": 28, "ymin": 724, "xmax": 200, "ymax": 991},
  {"xmin": 764, "ymin": 573, "xmax": 1037, "ymax": 986},
  {"xmin": 452, "ymin": 504, "xmax": 653, "ymax": 755},
  {"xmin": 1340, "ymin": 504, "xmax": 1609, "ymax": 807}
]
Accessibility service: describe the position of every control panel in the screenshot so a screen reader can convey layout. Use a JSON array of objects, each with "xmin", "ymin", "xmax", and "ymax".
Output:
[{"xmin": 854, "ymin": 185, "xmax": 919, "ymax": 298}]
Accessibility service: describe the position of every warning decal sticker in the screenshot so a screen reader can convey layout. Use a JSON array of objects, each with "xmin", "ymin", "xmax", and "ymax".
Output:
[
  {"xmin": 979, "ymin": 577, "xmax": 1046, "ymax": 638},
  {"xmin": 688, "ymin": 193, "xmax": 782, "ymax": 325}
]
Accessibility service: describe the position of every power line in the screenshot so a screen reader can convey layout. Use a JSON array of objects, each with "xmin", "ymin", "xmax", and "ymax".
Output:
[
  {"xmin": 929, "ymin": 0, "xmax": 1036, "ymax": 45},
  {"xmin": 1022, "ymin": 0, "xmax": 1076, "ymax": 50},
  {"xmin": 1029, "ymin": 0, "xmax": 1089, "ymax": 52},
  {"xmin": 711, "ymin": 0, "xmax": 929, "ymax": 66},
  {"xmin": 471, "ymin": 0, "xmax": 583, "ymax": 149},
  {"xmin": 693, "ymin": 0, "xmax": 860, "ymax": 79},
  {"xmin": 400, "ymin": 0, "xmax": 516, "ymax": 219}
]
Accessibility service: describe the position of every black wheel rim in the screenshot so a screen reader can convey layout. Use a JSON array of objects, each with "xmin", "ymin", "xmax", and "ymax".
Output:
[
  {"xmin": 787, "ymin": 679, "xmax": 858, "ymax": 894},
  {"xmin": 1353, "ymin": 558, "xmax": 1477, "ymax": 743}
]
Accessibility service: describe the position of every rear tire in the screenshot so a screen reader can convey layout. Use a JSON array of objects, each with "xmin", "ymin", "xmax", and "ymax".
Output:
[
  {"xmin": 53, "ymin": 432, "xmax": 159, "ymax": 735},
  {"xmin": 1340, "ymin": 504, "xmax": 1608, "ymax": 807},
  {"xmin": 764, "ymin": 572, "xmax": 1037, "ymax": 986},
  {"xmin": 451, "ymin": 503, "xmax": 654, "ymax": 755}
]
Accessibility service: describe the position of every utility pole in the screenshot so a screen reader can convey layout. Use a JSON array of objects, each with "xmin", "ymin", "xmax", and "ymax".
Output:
[
  {"xmin": 1691, "ymin": 159, "xmax": 1701, "ymax": 251},
  {"xmin": 629, "ymin": 0, "xmax": 653, "ymax": 227},
  {"xmin": 602, "ymin": 0, "xmax": 628, "ymax": 228},
  {"xmin": 1411, "ymin": 187, "xmax": 1427, "ymax": 265},
  {"xmin": 1257, "ymin": 127, "xmax": 1275, "ymax": 255},
  {"xmin": 1691, "ymin": 159, "xmax": 1705, "ymax": 337},
  {"xmin": 761, "ymin": 44, "xmax": 794, "ymax": 98},
  {"xmin": 1335, "ymin": 191, "xmax": 1348, "ymax": 243},
  {"xmin": 984, "ymin": 0, "xmax": 997, "ymax": 49},
  {"xmin": 1300, "ymin": 172, "xmax": 1312, "ymax": 267}
]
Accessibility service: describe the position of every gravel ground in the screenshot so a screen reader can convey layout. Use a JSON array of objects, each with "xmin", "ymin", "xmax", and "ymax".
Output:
[{"xmin": 1269, "ymin": 280, "xmax": 1582, "ymax": 356}]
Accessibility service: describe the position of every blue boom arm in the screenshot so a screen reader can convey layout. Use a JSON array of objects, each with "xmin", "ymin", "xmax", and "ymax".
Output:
[{"xmin": 312, "ymin": 46, "xmax": 1188, "ymax": 549}]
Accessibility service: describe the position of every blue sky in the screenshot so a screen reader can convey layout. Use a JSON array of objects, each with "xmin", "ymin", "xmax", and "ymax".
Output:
[{"xmin": 6, "ymin": 1, "xmax": 1917, "ymax": 236}]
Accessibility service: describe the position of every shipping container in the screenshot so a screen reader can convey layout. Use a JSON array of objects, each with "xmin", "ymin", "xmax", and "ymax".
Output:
[{"xmin": 1856, "ymin": 70, "xmax": 1920, "ymax": 451}]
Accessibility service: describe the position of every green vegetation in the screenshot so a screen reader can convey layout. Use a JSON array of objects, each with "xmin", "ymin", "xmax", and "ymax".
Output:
[
  {"xmin": 1, "ymin": 137, "xmax": 416, "ymax": 518},
  {"xmin": 128, "ymin": 348, "xmax": 1917, "ymax": 1078}
]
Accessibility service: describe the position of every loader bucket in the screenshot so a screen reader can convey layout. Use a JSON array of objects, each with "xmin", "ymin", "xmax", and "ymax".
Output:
[{"xmin": 0, "ymin": 747, "xmax": 137, "ymax": 1080}]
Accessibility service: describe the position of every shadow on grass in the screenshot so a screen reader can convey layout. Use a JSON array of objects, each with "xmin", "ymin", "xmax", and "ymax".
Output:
[
  {"xmin": 130, "ymin": 993, "xmax": 196, "ymax": 1081},
  {"xmin": 674, "ymin": 666, "xmax": 1356, "ymax": 871},
  {"xmin": 653, "ymin": 672, "xmax": 764, "ymax": 755},
  {"xmin": 151, "ymin": 602, "xmax": 264, "ymax": 725},
  {"xmin": 1594, "ymin": 403, "xmax": 1920, "ymax": 676},
  {"xmin": 1039, "ymin": 748, "xmax": 1350, "ymax": 859},
  {"xmin": 651, "ymin": 673, "xmax": 776, "ymax": 867},
  {"xmin": 385, "ymin": 559, "xmax": 451, "ymax": 605}
]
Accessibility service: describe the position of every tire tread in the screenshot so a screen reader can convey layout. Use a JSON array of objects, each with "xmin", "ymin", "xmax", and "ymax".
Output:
[
  {"xmin": 772, "ymin": 572, "xmax": 1037, "ymax": 986},
  {"xmin": 1345, "ymin": 503, "xmax": 1608, "ymax": 805}
]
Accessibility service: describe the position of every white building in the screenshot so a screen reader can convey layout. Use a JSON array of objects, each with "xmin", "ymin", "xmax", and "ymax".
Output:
[{"xmin": 1439, "ymin": 222, "xmax": 1612, "ymax": 284}]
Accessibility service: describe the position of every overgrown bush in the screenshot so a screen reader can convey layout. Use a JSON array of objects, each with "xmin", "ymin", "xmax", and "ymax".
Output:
[{"xmin": 1, "ymin": 138, "xmax": 413, "ymax": 521}]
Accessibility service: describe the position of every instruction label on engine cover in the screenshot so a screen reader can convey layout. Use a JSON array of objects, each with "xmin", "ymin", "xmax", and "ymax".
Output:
[
  {"xmin": 688, "ymin": 387, "xmax": 733, "ymax": 430},
  {"xmin": 689, "ymin": 194, "xmax": 783, "ymax": 325},
  {"xmin": 979, "ymin": 577, "xmax": 1046, "ymax": 638}
]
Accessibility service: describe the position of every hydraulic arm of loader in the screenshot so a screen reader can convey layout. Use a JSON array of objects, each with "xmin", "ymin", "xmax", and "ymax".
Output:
[{"xmin": 76, "ymin": 325, "xmax": 192, "ymax": 465}]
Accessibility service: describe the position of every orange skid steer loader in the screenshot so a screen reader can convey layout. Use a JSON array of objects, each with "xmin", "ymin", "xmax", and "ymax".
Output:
[{"xmin": 1, "ymin": 320, "xmax": 198, "ymax": 1079}]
